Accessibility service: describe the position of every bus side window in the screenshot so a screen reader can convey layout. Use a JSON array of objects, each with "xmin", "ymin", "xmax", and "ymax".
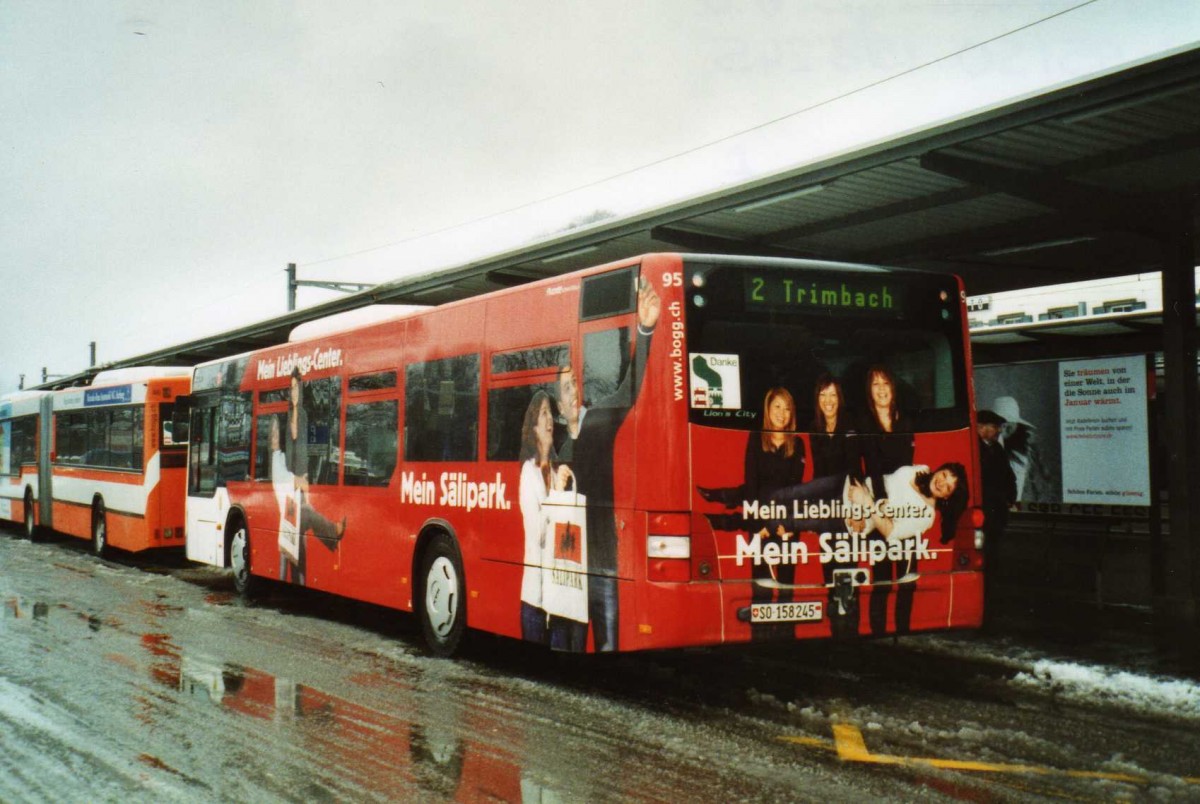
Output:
[
  {"xmin": 580, "ymin": 266, "xmax": 638, "ymax": 321},
  {"xmin": 345, "ymin": 401, "xmax": 398, "ymax": 486},
  {"xmin": 404, "ymin": 355, "xmax": 480, "ymax": 462},
  {"xmin": 583, "ymin": 327, "xmax": 632, "ymax": 410},
  {"xmin": 302, "ymin": 377, "xmax": 341, "ymax": 485},
  {"xmin": 218, "ymin": 394, "xmax": 252, "ymax": 483},
  {"xmin": 254, "ymin": 413, "xmax": 280, "ymax": 482},
  {"xmin": 109, "ymin": 408, "xmax": 135, "ymax": 470},
  {"xmin": 486, "ymin": 383, "xmax": 557, "ymax": 462}
]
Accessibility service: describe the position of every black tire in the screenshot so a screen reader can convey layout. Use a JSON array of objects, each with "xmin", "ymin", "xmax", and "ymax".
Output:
[
  {"xmin": 418, "ymin": 533, "xmax": 466, "ymax": 657},
  {"xmin": 92, "ymin": 499, "xmax": 108, "ymax": 557},
  {"xmin": 23, "ymin": 490, "xmax": 37, "ymax": 541},
  {"xmin": 228, "ymin": 516, "xmax": 259, "ymax": 599}
]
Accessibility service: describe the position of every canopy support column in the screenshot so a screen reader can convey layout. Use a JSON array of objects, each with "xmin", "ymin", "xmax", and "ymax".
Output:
[{"xmin": 1157, "ymin": 193, "xmax": 1200, "ymax": 629}]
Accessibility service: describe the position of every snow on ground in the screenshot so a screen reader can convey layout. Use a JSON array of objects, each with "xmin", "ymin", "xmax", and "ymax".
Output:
[
  {"xmin": 911, "ymin": 633, "xmax": 1200, "ymax": 722},
  {"xmin": 1011, "ymin": 659, "xmax": 1200, "ymax": 720}
]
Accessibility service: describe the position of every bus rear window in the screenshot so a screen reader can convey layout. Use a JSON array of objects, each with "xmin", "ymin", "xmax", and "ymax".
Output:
[{"xmin": 685, "ymin": 262, "xmax": 968, "ymax": 432}]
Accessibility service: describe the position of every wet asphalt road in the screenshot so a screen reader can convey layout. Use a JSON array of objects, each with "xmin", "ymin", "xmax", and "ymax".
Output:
[{"xmin": 1, "ymin": 530, "xmax": 1198, "ymax": 803}]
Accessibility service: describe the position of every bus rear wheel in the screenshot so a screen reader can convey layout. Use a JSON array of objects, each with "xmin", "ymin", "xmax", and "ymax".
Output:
[
  {"xmin": 229, "ymin": 518, "xmax": 259, "ymax": 599},
  {"xmin": 92, "ymin": 500, "xmax": 108, "ymax": 557},
  {"xmin": 419, "ymin": 533, "xmax": 466, "ymax": 657},
  {"xmin": 22, "ymin": 490, "xmax": 37, "ymax": 541}
]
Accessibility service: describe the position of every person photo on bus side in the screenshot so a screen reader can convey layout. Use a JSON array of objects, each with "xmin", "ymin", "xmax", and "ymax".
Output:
[
  {"xmin": 517, "ymin": 390, "xmax": 574, "ymax": 646},
  {"xmin": 810, "ymin": 373, "xmax": 856, "ymax": 479},
  {"xmin": 808, "ymin": 373, "xmax": 860, "ymax": 637},
  {"xmin": 698, "ymin": 385, "xmax": 808, "ymax": 505},
  {"xmin": 977, "ymin": 408, "xmax": 1016, "ymax": 629},
  {"xmin": 700, "ymin": 387, "xmax": 807, "ymax": 640},
  {"xmin": 763, "ymin": 462, "xmax": 965, "ymax": 542},
  {"xmin": 763, "ymin": 461, "xmax": 967, "ymax": 636},
  {"xmin": 856, "ymin": 364, "xmax": 915, "ymax": 636},
  {"xmin": 857, "ymin": 461, "xmax": 966, "ymax": 636},
  {"xmin": 857, "ymin": 364, "xmax": 914, "ymax": 487},
  {"xmin": 554, "ymin": 275, "xmax": 660, "ymax": 653},
  {"xmin": 284, "ymin": 371, "xmax": 346, "ymax": 555},
  {"xmin": 270, "ymin": 414, "xmax": 345, "ymax": 585},
  {"xmin": 270, "ymin": 414, "xmax": 305, "ymax": 584}
]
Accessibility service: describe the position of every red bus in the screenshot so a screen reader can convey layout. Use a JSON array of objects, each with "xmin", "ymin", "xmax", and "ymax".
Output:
[
  {"xmin": 50, "ymin": 367, "xmax": 192, "ymax": 555},
  {"xmin": 182, "ymin": 254, "xmax": 983, "ymax": 654},
  {"xmin": 0, "ymin": 391, "xmax": 52, "ymax": 539}
]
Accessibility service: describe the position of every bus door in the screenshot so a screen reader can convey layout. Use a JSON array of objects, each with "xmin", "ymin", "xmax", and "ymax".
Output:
[{"xmin": 186, "ymin": 392, "xmax": 223, "ymax": 565}]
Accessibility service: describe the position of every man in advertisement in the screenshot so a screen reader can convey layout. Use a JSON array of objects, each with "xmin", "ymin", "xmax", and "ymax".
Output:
[{"xmin": 556, "ymin": 277, "xmax": 660, "ymax": 652}]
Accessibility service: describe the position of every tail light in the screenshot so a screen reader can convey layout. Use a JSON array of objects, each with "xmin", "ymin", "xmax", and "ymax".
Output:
[
  {"xmin": 953, "ymin": 507, "xmax": 986, "ymax": 570},
  {"xmin": 970, "ymin": 507, "xmax": 986, "ymax": 528},
  {"xmin": 647, "ymin": 513, "xmax": 691, "ymax": 582}
]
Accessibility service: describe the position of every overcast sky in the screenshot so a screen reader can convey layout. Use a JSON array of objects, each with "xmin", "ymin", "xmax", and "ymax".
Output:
[{"xmin": 1, "ymin": 1, "xmax": 1198, "ymax": 394}]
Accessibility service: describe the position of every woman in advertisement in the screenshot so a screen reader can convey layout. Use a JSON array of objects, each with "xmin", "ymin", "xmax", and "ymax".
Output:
[
  {"xmin": 763, "ymin": 463, "xmax": 969, "ymax": 648},
  {"xmin": 858, "ymin": 365, "xmax": 914, "ymax": 487},
  {"xmin": 848, "ymin": 462, "xmax": 967, "ymax": 632},
  {"xmin": 701, "ymin": 387, "xmax": 806, "ymax": 640},
  {"xmin": 517, "ymin": 390, "xmax": 575, "ymax": 645},
  {"xmin": 808, "ymin": 374, "xmax": 859, "ymax": 636},
  {"xmin": 857, "ymin": 364, "xmax": 916, "ymax": 635},
  {"xmin": 810, "ymin": 374, "xmax": 856, "ymax": 479},
  {"xmin": 761, "ymin": 463, "xmax": 966, "ymax": 539},
  {"xmin": 746, "ymin": 387, "xmax": 807, "ymax": 639}
]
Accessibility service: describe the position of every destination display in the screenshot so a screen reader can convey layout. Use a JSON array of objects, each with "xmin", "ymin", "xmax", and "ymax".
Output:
[{"xmin": 743, "ymin": 271, "xmax": 907, "ymax": 316}]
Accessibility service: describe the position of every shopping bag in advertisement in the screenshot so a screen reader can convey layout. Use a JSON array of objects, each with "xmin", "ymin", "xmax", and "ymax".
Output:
[
  {"xmin": 541, "ymin": 489, "xmax": 588, "ymax": 623},
  {"xmin": 278, "ymin": 489, "xmax": 301, "ymax": 563}
]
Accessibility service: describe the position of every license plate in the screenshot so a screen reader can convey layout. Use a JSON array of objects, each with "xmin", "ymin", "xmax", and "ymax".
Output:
[{"xmin": 750, "ymin": 601, "xmax": 823, "ymax": 623}]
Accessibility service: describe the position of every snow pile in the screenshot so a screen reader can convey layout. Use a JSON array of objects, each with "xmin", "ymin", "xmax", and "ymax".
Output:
[{"xmin": 1012, "ymin": 659, "xmax": 1200, "ymax": 720}]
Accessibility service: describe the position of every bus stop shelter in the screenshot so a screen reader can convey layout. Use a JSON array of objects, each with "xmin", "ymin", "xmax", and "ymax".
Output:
[{"xmin": 44, "ymin": 46, "xmax": 1200, "ymax": 630}]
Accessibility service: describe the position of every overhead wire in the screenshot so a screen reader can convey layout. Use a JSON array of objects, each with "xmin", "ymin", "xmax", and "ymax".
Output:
[{"xmin": 300, "ymin": 0, "xmax": 1100, "ymax": 268}]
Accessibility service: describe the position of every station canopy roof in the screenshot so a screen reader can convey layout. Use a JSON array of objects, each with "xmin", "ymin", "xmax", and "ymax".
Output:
[{"xmin": 43, "ymin": 47, "xmax": 1200, "ymax": 388}]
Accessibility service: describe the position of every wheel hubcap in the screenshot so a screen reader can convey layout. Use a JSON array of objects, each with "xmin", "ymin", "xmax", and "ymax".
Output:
[
  {"xmin": 230, "ymin": 528, "xmax": 248, "ymax": 585},
  {"xmin": 95, "ymin": 519, "xmax": 105, "ymax": 551},
  {"xmin": 425, "ymin": 557, "xmax": 459, "ymax": 638}
]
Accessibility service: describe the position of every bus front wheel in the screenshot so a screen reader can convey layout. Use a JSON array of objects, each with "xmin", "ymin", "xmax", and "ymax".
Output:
[
  {"xmin": 419, "ymin": 533, "xmax": 466, "ymax": 657},
  {"xmin": 92, "ymin": 500, "xmax": 107, "ymax": 557},
  {"xmin": 229, "ymin": 518, "xmax": 259, "ymax": 599}
]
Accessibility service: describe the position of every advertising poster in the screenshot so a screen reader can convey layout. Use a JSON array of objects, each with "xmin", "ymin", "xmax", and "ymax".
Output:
[
  {"xmin": 974, "ymin": 361, "xmax": 1063, "ymax": 505},
  {"xmin": 976, "ymin": 355, "xmax": 1152, "ymax": 512},
  {"xmin": 1059, "ymin": 355, "xmax": 1150, "ymax": 505}
]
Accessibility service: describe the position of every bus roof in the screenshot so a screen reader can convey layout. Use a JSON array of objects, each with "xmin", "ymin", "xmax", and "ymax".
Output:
[
  {"xmin": 288, "ymin": 304, "xmax": 430, "ymax": 343},
  {"xmin": 90, "ymin": 366, "xmax": 193, "ymax": 386},
  {"xmin": 0, "ymin": 389, "xmax": 51, "ymax": 417}
]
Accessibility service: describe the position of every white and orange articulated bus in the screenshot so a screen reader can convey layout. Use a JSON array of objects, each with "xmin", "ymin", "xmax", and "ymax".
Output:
[
  {"xmin": 0, "ymin": 390, "xmax": 53, "ymax": 538},
  {"xmin": 49, "ymin": 367, "xmax": 192, "ymax": 555}
]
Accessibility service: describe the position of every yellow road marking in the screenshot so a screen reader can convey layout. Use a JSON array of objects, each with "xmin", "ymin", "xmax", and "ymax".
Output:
[{"xmin": 778, "ymin": 724, "xmax": 1198, "ymax": 786}]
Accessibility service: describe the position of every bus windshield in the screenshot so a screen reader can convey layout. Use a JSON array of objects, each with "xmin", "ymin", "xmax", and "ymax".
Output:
[{"xmin": 684, "ymin": 261, "xmax": 969, "ymax": 432}]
